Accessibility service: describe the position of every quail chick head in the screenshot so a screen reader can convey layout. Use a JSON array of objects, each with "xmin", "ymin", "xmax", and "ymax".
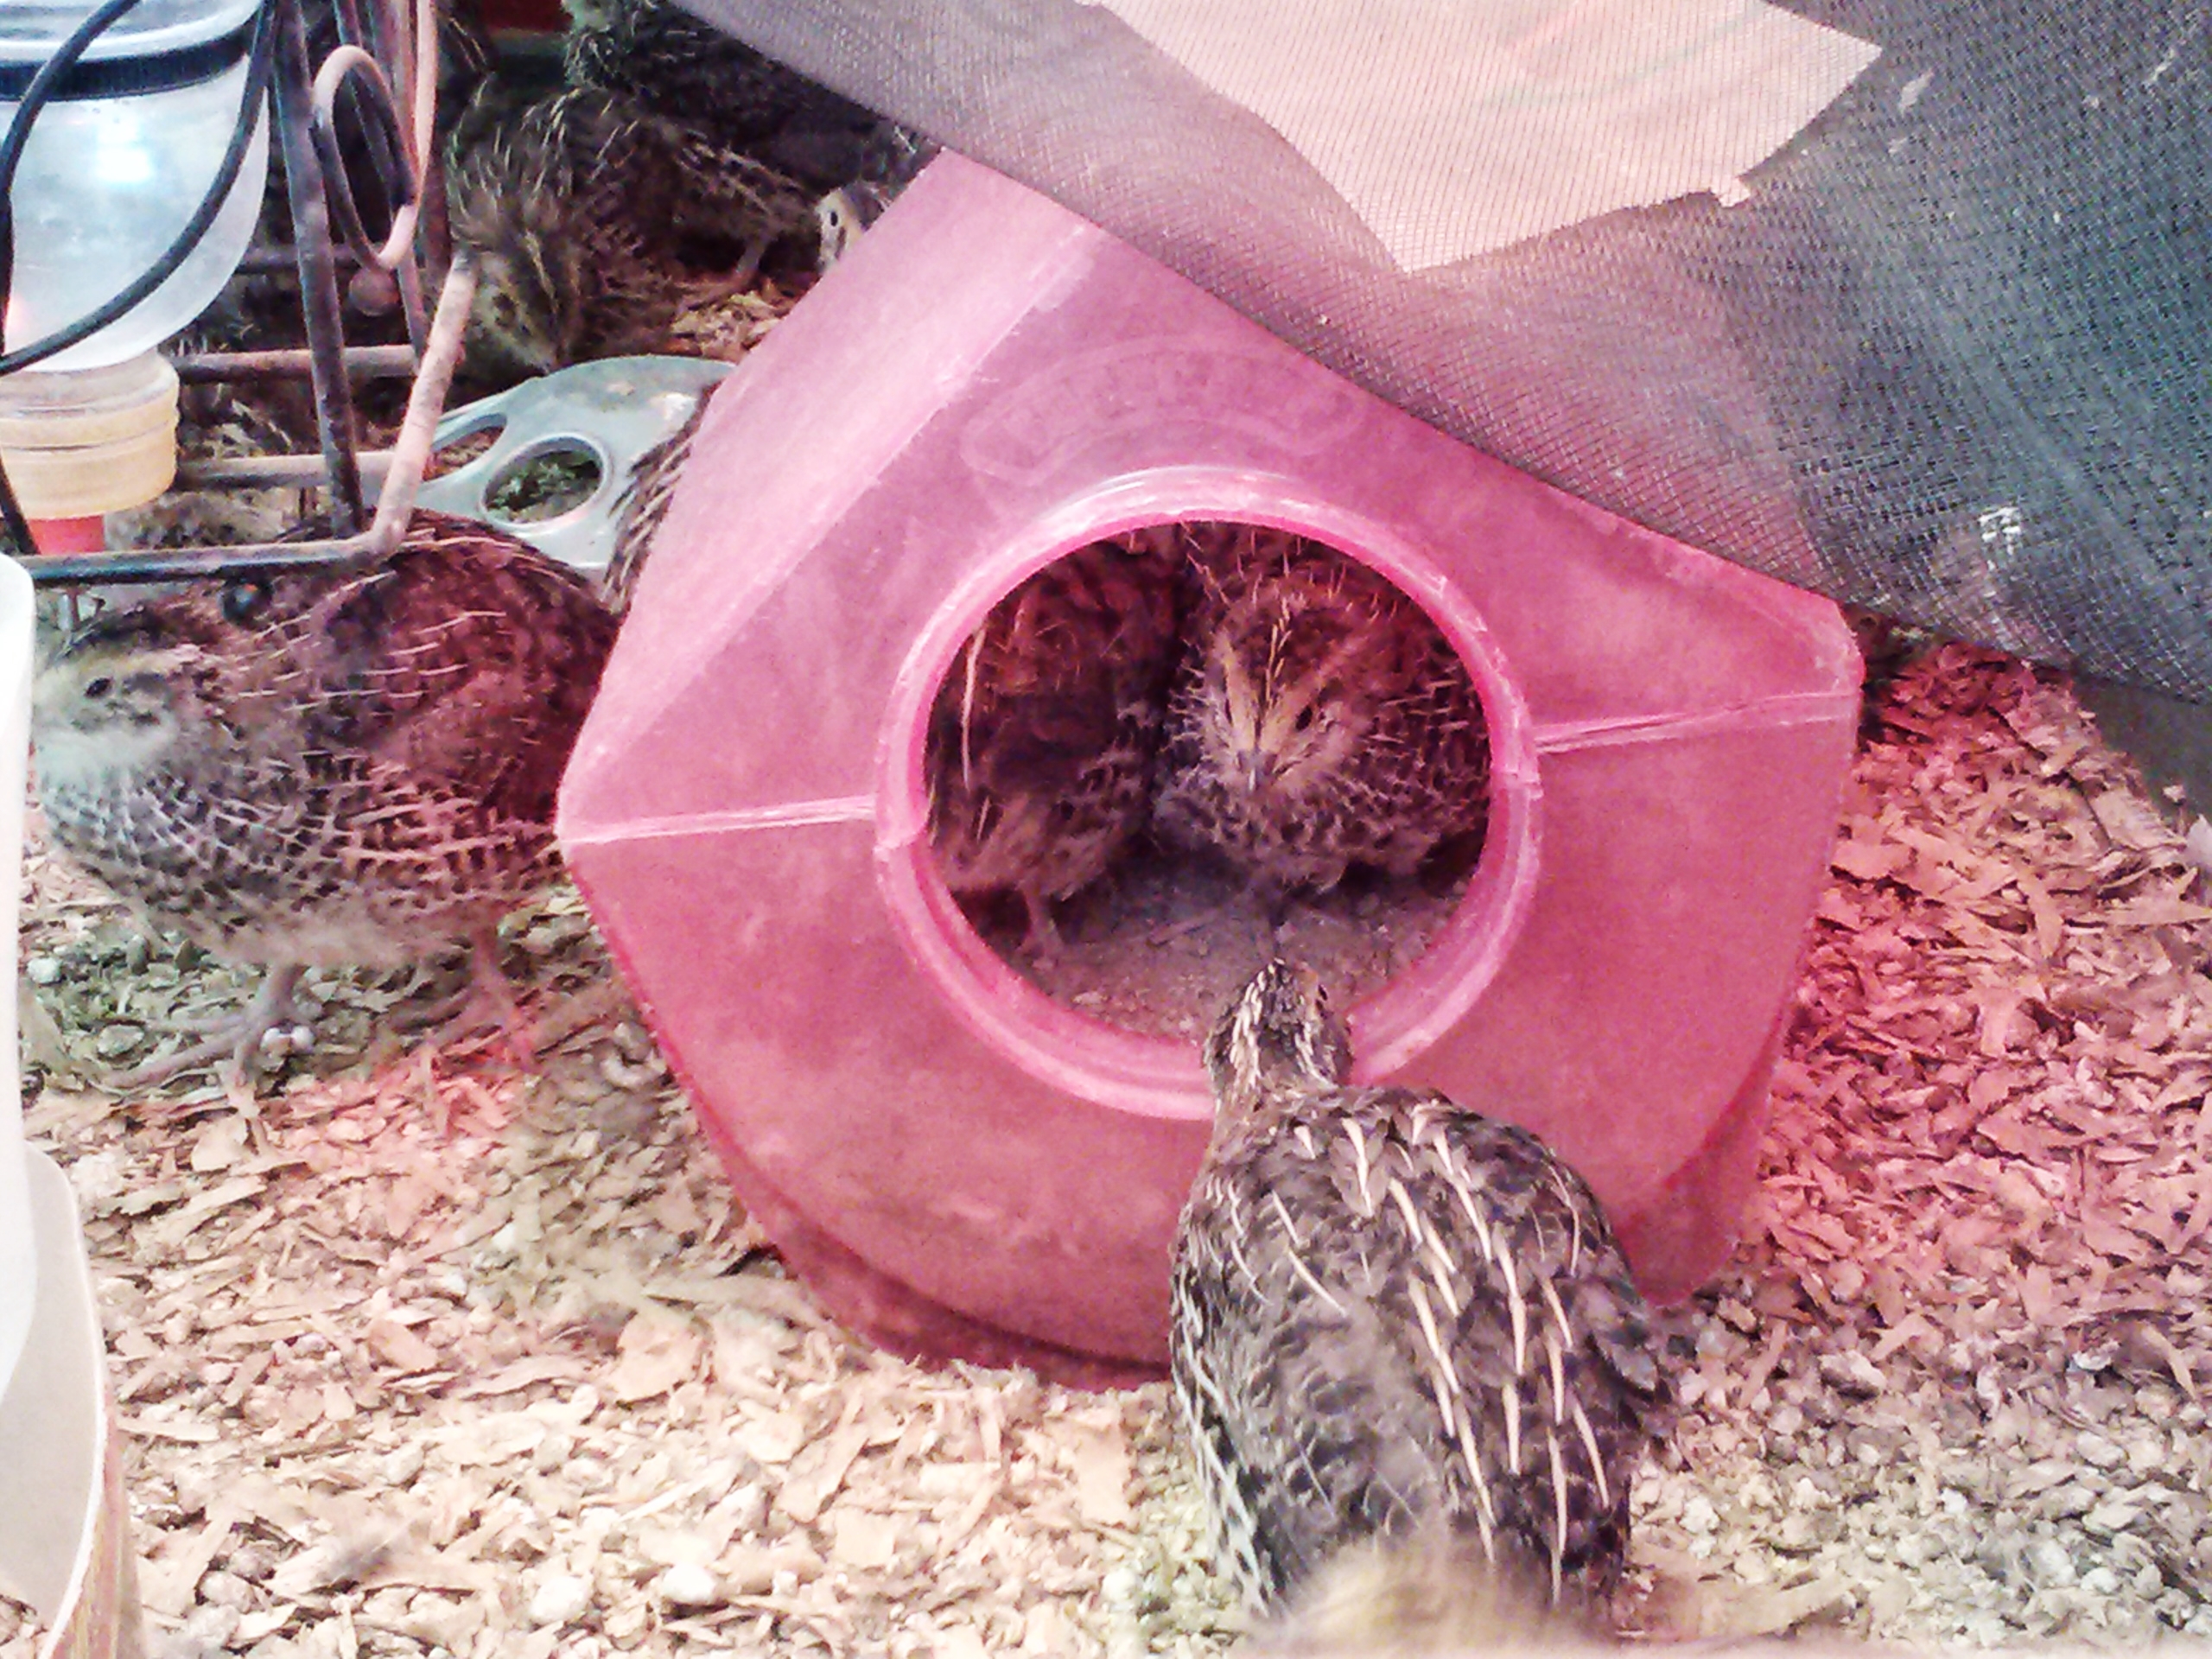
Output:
[
  {"xmin": 1154, "ymin": 528, "xmax": 1491, "ymax": 900},
  {"xmin": 448, "ymin": 85, "xmax": 817, "ymax": 373},
  {"xmin": 33, "ymin": 511, "xmax": 619, "ymax": 1086},
  {"xmin": 925, "ymin": 529, "xmax": 1184, "ymax": 956},
  {"xmin": 813, "ymin": 179, "xmax": 893, "ymax": 270},
  {"xmin": 1171, "ymin": 960, "xmax": 1667, "ymax": 1619}
]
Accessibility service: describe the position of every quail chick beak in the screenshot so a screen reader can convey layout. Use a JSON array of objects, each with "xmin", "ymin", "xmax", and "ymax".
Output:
[{"xmin": 1235, "ymin": 747, "xmax": 1274, "ymax": 798}]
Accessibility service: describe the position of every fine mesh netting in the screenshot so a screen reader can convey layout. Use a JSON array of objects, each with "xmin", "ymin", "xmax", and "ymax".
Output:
[{"xmin": 678, "ymin": 0, "xmax": 2212, "ymax": 704}]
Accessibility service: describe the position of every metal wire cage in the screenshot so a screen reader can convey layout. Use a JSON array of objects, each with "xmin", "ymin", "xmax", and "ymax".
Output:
[{"xmin": 0, "ymin": 0, "xmax": 479, "ymax": 586}]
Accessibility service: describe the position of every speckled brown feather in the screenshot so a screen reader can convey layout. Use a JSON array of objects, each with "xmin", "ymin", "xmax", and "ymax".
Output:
[
  {"xmin": 1154, "ymin": 528, "xmax": 1491, "ymax": 895},
  {"xmin": 33, "ymin": 511, "xmax": 617, "ymax": 975},
  {"xmin": 601, "ymin": 397, "xmax": 706, "ymax": 617},
  {"xmin": 561, "ymin": 0, "xmax": 922, "ymax": 190},
  {"xmin": 448, "ymin": 86, "xmax": 816, "ymax": 372},
  {"xmin": 925, "ymin": 529, "xmax": 1184, "ymax": 951},
  {"xmin": 1171, "ymin": 963, "xmax": 1666, "ymax": 1618}
]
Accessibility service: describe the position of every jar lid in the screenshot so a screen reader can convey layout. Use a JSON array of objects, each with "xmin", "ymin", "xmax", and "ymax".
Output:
[{"xmin": 0, "ymin": 0, "xmax": 259, "ymax": 97}]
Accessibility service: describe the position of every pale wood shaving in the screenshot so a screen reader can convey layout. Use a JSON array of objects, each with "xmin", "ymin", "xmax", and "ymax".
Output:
[{"xmin": 1627, "ymin": 646, "xmax": 2212, "ymax": 1649}]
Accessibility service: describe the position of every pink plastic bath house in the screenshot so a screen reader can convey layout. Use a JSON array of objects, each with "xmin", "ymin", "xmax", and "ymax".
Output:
[{"xmin": 558, "ymin": 154, "xmax": 1861, "ymax": 1382}]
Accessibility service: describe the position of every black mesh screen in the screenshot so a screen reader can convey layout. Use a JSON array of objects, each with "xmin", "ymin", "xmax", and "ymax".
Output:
[{"xmin": 681, "ymin": 0, "xmax": 2212, "ymax": 701}]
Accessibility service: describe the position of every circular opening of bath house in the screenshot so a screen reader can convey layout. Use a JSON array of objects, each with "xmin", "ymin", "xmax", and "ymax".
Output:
[{"xmin": 922, "ymin": 518, "xmax": 1497, "ymax": 1042}]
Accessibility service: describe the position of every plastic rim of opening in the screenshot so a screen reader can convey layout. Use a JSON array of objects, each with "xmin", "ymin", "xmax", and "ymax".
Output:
[{"xmin": 874, "ymin": 488, "xmax": 1541, "ymax": 1119}]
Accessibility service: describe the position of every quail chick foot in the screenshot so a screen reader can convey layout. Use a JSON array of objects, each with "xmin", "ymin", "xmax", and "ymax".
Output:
[
  {"xmin": 691, "ymin": 238, "xmax": 771, "ymax": 302},
  {"xmin": 113, "ymin": 963, "xmax": 309, "ymax": 1092},
  {"xmin": 1016, "ymin": 887, "xmax": 1066, "ymax": 960}
]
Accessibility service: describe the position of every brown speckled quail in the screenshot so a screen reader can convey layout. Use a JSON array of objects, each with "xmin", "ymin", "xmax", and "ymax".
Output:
[
  {"xmin": 447, "ymin": 85, "xmax": 817, "ymax": 373},
  {"xmin": 562, "ymin": 0, "xmax": 930, "ymax": 191},
  {"xmin": 1153, "ymin": 528, "xmax": 1491, "ymax": 900},
  {"xmin": 926, "ymin": 530, "xmax": 1184, "ymax": 955},
  {"xmin": 1172, "ymin": 961, "xmax": 1667, "ymax": 1618},
  {"xmin": 32, "ymin": 511, "xmax": 618, "ymax": 1085}
]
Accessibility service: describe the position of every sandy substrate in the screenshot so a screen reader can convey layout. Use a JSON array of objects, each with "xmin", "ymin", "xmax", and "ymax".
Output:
[
  {"xmin": 962, "ymin": 850, "xmax": 1475, "ymax": 1044},
  {"xmin": 3, "ymin": 643, "xmax": 2211, "ymax": 1657}
]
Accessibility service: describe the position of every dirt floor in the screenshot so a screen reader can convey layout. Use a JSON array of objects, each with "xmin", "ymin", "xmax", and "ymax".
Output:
[
  {"xmin": 3, "ymin": 641, "xmax": 2212, "ymax": 1657},
  {"xmin": 969, "ymin": 852, "xmax": 1474, "ymax": 1044}
]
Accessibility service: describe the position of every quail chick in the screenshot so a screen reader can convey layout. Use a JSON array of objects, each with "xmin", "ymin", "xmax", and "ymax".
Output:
[
  {"xmin": 600, "ymin": 397, "xmax": 705, "ymax": 616},
  {"xmin": 1153, "ymin": 528, "xmax": 1491, "ymax": 901},
  {"xmin": 926, "ymin": 530, "xmax": 1184, "ymax": 955},
  {"xmin": 448, "ymin": 85, "xmax": 817, "ymax": 373},
  {"xmin": 1171, "ymin": 961, "xmax": 1666, "ymax": 1618},
  {"xmin": 32, "ymin": 511, "xmax": 619, "ymax": 1086},
  {"xmin": 562, "ymin": 0, "xmax": 925, "ymax": 191}
]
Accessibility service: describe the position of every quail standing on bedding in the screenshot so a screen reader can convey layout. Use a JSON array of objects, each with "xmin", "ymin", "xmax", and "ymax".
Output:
[
  {"xmin": 926, "ymin": 530, "xmax": 1184, "ymax": 955},
  {"xmin": 1171, "ymin": 961, "xmax": 1666, "ymax": 1618},
  {"xmin": 448, "ymin": 85, "xmax": 817, "ymax": 373},
  {"xmin": 32, "ymin": 511, "xmax": 619, "ymax": 1086},
  {"xmin": 1153, "ymin": 528, "xmax": 1491, "ymax": 903}
]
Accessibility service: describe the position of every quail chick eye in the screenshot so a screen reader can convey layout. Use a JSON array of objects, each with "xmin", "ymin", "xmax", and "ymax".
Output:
[
  {"xmin": 83, "ymin": 676, "xmax": 113, "ymax": 701},
  {"xmin": 222, "ymin": 580, "xmax": 271, "ymax": 625}
]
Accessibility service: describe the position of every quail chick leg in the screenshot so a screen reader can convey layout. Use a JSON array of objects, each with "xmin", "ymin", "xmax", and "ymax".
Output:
[
  {"xmin": 463, "ymin": 925, "xmax": 539, "ymax": 1066},
  {"xmin": 113, "ymin": 962, "xmax": 307, "ymax": 1090},
  {"xmin": 1017, "ymin": 886, "xmax": 1065, "ymax": 960},
  {"xmin": 392, "ymin": 925, "xmax": 537, "ymax": 1065},
  {"xmin": 682, "ymin": 243, "xmax": 772, "ymax": 308}
]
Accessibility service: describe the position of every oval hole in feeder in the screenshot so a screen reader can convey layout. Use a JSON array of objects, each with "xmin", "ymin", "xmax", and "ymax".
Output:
[{"xmin": 483, "ymin": 435, "xmax": 606, "ymax": 526}]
